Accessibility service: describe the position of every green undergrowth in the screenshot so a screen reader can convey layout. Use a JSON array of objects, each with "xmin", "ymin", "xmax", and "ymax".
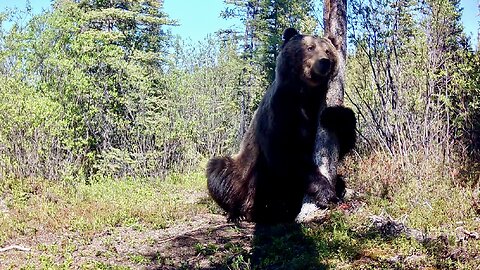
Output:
[
  {"xmin": 332, "ymin": 150, "xmax": 480, "ymax": 269},
  {"xmin": 252, "ymin": 210, "xmax": 475, "ymax": 270},
  {"xmin": 249, "ymin": 212, "xmax": 419, "ymax": 270},
  {"xmin": 345, "ymin": 150, "xmax": 479, "ymax": 234},
  {"xmin": 0, "ymin": 171, "xmax": 212, "ymax": 245}
]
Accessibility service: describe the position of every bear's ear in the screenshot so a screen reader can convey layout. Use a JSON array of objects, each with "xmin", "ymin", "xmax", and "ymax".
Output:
[{"xmin": 282, "ymin": 28, "xmax": 299, "ymax": 43}]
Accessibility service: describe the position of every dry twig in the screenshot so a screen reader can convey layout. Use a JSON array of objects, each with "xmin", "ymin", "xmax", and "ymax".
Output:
[{"xmin": 0, "ymin": 245, "xmax": 31, "ymax": 252}]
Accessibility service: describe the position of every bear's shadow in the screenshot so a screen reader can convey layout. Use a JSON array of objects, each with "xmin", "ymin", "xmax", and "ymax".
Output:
[{"xmin": 250, "ymin": 223, "xmax": 327, "ymax": 270}]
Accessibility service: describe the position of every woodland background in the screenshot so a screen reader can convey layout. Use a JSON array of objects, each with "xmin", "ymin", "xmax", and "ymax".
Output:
[
  {"xmin": 0, "ymin": 0, "xmax": 478, "ymax": 181},
  {"xmin": 0, "ymin": 0, "xmax": 480, "ymax": 269}
]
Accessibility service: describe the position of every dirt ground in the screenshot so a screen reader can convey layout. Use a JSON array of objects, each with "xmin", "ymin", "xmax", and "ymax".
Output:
[
  {"xmin": 0, "ymin": 213, "xmax": 258, "ymax": 269},
  {"xmin": 1, "ymin": 197, "xmax": 478, "ymax": 269}
]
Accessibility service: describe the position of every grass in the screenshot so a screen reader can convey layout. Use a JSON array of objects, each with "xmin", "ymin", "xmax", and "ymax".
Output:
[
  {"xmin": 0, "ymin": 150, "xmax": 479, "ymax": 269},
  {"xmin": 0, "ymin": 171, "xmax": 215, "ymax": 269},
  {"xmin": 344, "ymin": 149, "xmax": 478, "ymax": 232},
  {"xmin": 336, "ymin": 149, "xmax": 480, "ymax": 269},
  {"xmin": 0, "ymin": 171, "xmax": 212, "ymax": 246},
  {"xmin": 247, "ymin": 149, "xmax": 479, "ymax": 269}
]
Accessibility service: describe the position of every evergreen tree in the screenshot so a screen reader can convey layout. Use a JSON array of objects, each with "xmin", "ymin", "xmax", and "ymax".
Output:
[{"xmin": 26, "ymin": 0, "xmax": 175, "ymax": 178}]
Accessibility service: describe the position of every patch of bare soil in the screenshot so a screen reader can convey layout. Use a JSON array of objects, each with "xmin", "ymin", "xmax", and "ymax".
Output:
[{"xmin": 0, "ymin": 213, "xmax": 255, "ymax": 269}]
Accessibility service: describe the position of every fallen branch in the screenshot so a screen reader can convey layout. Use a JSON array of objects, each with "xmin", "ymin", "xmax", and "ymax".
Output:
[
  {"xmin": 369, "ymin": 213, "xmax": 426, "ymax": 242},
  {"xmin": 0, "ymin": 245, "xmax": 31, "ymax": 252}
]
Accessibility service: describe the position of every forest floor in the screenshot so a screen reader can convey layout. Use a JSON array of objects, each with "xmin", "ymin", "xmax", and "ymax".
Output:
[
  {"xmin": 1, "ymin": 195, "xmax": 479, "ymax": 270},
  {"xmin": 1, "ymin": 155, "xmax": 480, "ymax": 269}
]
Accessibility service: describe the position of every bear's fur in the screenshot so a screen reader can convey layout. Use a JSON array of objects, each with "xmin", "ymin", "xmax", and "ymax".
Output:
[
  {"xmin": 207, "ymin": 28, "xmax": 352, "ymax": 223},
  {"xmin": 320, "ymin": 106, "xmax": 356, "ymax": 159}
]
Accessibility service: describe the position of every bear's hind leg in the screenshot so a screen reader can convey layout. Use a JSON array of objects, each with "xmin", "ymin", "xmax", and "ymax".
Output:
[{"xmin": 207, "ymin": 157, "xmax": 251, "ymax": 221}]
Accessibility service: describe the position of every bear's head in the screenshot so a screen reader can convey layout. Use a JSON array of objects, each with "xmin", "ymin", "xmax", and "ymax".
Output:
[{"xmin": 276, "ymin": 28, "xmax": 339, "ymax": 87}]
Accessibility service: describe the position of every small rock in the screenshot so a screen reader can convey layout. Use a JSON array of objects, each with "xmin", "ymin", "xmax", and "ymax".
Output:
[
  {"xmin": 0, "ymin": 198, "xmax": 9, "ymax": 214},
  {"xmin": 404, "ymin": 254, "xmax": 427, "ymax": 264}
]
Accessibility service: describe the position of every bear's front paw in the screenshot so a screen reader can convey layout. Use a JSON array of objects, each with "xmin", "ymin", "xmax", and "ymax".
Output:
[
  {"xmin": 306, "ymin": 173, "xmax": 339, "ymax": 208},
  {"xmin": 227, "ymin": 213, "xmax": 244, "ymax": 223},
  {"xmin": 313, "ymin": 186, "xmax": 338, "ymax": 209}
]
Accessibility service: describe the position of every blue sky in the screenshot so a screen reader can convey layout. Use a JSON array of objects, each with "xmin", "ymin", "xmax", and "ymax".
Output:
[
  {"xmin": 0, "ymin": 0, "xmax": 478, "ymax": 46},
  {"xmin": 164, "ymin": 0, "xmax": 240, "ymax": 42}
]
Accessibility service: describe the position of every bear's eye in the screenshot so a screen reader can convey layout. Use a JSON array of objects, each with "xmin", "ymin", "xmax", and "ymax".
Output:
[{"xmin": 307, "ymin": 45, "xmax": 315, "ymax": 52}]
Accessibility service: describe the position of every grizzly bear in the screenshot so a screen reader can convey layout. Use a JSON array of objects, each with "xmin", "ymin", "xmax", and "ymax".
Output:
[{"xmin": 207, "ymin": 28, "xmax": 354, "ymax": 223}]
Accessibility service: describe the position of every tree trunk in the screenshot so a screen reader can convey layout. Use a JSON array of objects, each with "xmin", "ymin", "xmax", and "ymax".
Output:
[{"xmin": 324, "ymin": 0, "xmax": 347, "ymax": 106}]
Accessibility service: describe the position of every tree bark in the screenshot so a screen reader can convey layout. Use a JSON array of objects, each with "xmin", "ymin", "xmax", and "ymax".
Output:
[{"xmin": 324, "ymin": 0, "xmax": 347, "ymax": 106}]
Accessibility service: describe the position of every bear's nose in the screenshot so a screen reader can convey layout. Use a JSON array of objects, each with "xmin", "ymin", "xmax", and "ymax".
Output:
[{"xmin": 314, "ymin": 58, "xmax": 331, "ymax": 76}]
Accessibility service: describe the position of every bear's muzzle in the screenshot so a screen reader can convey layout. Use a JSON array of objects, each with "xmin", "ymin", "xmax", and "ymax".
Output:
[{"xmin": 313, "ymin": 58, "xmax": 331, "ymax": 77}]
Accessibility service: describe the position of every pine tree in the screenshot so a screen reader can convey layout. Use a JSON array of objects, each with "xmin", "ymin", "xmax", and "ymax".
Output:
[{"xmin": 26, "ymin": 0, "xmax": 176, "ymax": 177}]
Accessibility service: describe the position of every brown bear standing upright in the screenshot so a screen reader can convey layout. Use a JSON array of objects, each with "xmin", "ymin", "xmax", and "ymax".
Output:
[{"xmin": 207, "ymin": 28, "xmax": 346, "ymax": 223}]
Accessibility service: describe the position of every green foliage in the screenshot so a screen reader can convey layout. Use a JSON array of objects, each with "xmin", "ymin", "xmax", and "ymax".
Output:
[
  {"xmin": 163, "ymin": 37, "xmax": 266, "ymax": 159},
  {"xmin": 0, "ymin": 0, "xmax": 269, "ymax": 180},
  {"xmin": 0, "ymin": 0, "xmax": 475, "ymax": 186},
  {"xmin": 0, "ymin": 78, "xmax": 72, "ymax": 180}
]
